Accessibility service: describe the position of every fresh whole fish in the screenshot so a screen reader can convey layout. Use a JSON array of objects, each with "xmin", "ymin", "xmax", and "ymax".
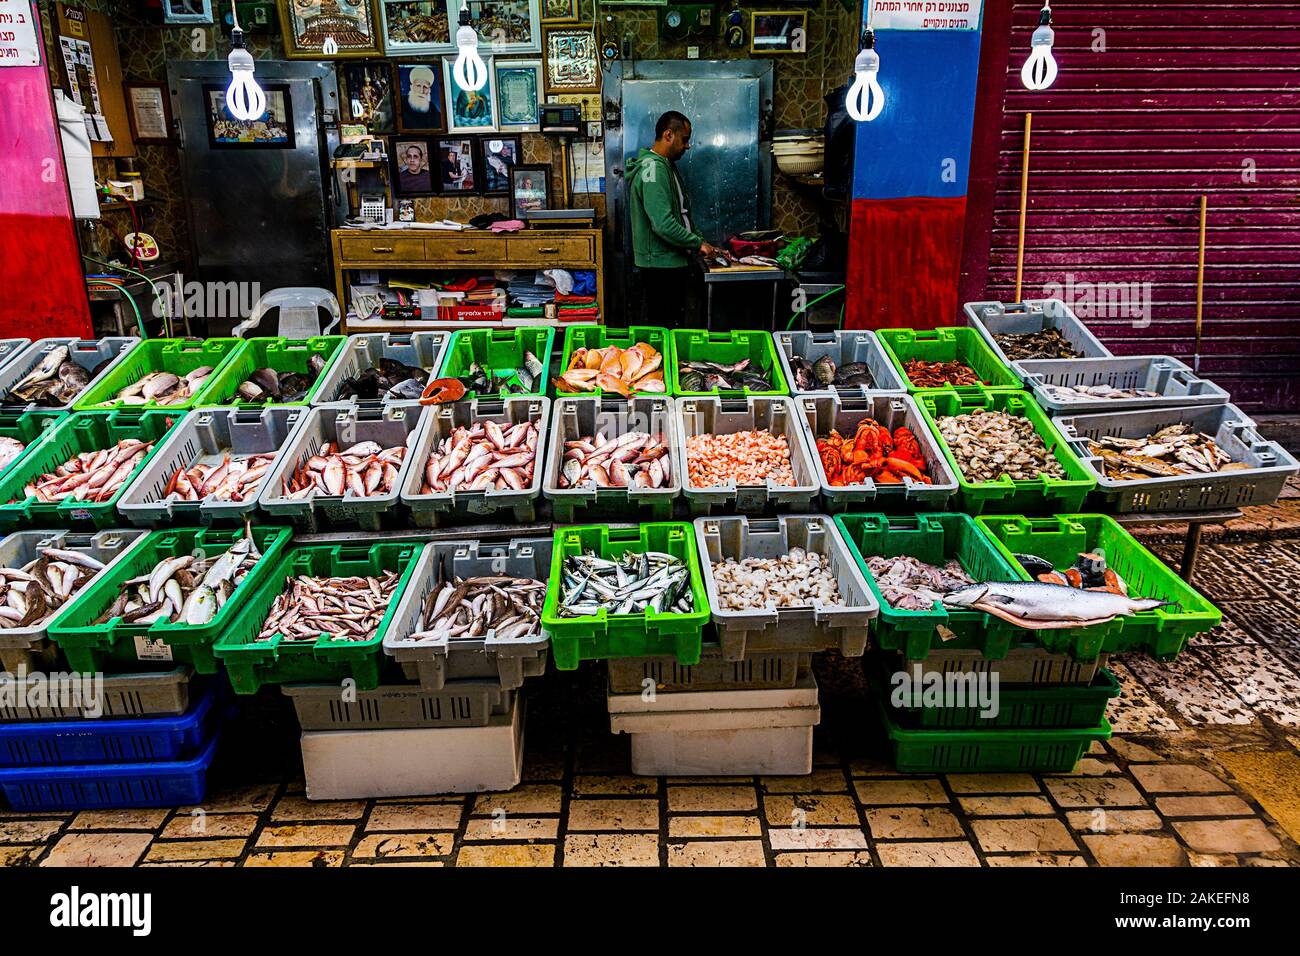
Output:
[
  {"xmin": 558, "ymin": 430, "xmax": 671, "ymax": 490},
  {"xmin": 4, "ymin": 346, "xmax": 106, "ymax": 407},
  {"xmin": 1040, "ymin": 383, "xmax": 1159, "ymax": 403},
  {"xmin": 942, "ymin": 581, "xmax": 1166, "ymax": 629},
  {"xmin": 554, "ymin": 343, "xmax": 665, "ymax": 396},
  {"xmin": 903, "ymin": 359, "xmax": 984, "ymax": 389},
  {"xmin": 678, "ymin": 359, "xmax": 773, "ymax": 393},
  {"xmin": 232, "ymin": 355, "xmax": 325, "ymax": 404},
  {"xmin": 993, "ymin": 328, "xmax": 1082, "ymax": 362},
  {"xmin": 866, "ymin": 555, "xmax": 974, "ymax": 611},
  {"xmin": 281, "ymin": 439, "xmax": 408, "ymax": 499},
  {"xmin": 711, "ymin": 547, "xmax": 842, "ymax": 611},
  {"xmin": 256, "ymin": 570, "xmax": 402, "ymax": 642},
  {"xmin": 558, "ymin": 550, "xmax": 694, "ymax": 617},
  {"xmin": 1014, "ymin": 551, "xmax": 1128, "ymax": 595},
  {"xmin": 457, "ymin": 352, "xmax": 546, "ymax": 396},
  {"xmin": 937, "ymin": 408, "xmax": 1066, "ymax": 482},
  {"xmin": 165, "ymin": 452, "xmax": 277, "ymax": 503},
  {"xmin": 0, "ymin": 546, "xmax": 105, "ymax": 630},
  {"xmin": 786, "ymin": 354, "xmax": 876, "ymax": 391},
  {"xmin": 1087, "ymin": 423, "xmax": 1250, "ymax": 480},
  {"xmin": 21, "ymin": 438, "xmax": 154, "ymax": 503},
  {"xmin": 402, "ymin": 566, "xmax": 546, "ymax": 643},
  {"xmin": 336, "ymin": 358, "xmax": 432, "ymax": 402},
  {"xmin": 687, "ymin": 429, "xmax": 794, "ymax": 487},
  {"xmin": 97, "ymin": 366, "xmax": 214, "ymax": 407},
  {"xmin": 419, "ymin": 419, "xmax": 538, "ymax": 495},
  {"xmin": 0, "ymin": 437, "xmax": 26, "ymax": 472}
]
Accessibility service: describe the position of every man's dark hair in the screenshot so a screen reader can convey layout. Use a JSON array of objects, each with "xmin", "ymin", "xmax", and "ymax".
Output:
[{"xmin": 655, "ymin": 110, "xmax": 690, "ymax": 140}]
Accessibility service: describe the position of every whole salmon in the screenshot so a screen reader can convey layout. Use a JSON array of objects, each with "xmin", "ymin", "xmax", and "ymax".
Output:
[{"xmin": 942, "ymin": 581, "xmax": 1167, "ymax": 630}]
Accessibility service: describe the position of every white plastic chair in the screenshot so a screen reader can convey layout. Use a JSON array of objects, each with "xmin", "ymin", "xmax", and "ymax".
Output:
[{"xmin": 233, "ymin": 287, "xmax": 342, "ymax": 339}]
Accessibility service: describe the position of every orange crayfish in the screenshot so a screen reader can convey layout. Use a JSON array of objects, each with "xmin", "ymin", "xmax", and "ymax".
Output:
[{"xmin": 816, "ymin": 420, "xmax": 931, "ymax": 486}]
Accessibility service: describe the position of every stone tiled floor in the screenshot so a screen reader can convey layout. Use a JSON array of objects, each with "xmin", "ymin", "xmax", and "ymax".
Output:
[{"xmin": 3, "ymin": 535, "xmax": 1300, "ymax": 868}]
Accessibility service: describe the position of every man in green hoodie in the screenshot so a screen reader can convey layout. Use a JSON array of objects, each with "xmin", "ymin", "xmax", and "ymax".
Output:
[{"xmin": 627, "ymin": 111, "xmax": 720, "ymax": 326}]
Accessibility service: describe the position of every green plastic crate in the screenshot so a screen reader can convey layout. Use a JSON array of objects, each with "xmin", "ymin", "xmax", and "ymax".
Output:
[
  {"xmin": 0, "ymin": 410, "xmax": 66, "ymax": 481},
  {"xmin": 916, "ymin": 388, "xmax": 1095, "ymax": 515},
  {"xmin": 47, "ymin": 525, "xmax": 291, "ymax": 675},
  {"xmin": 436, "ymin": 327, "xmax": 555, "ymax": 400},
  {"xmin": 876, "ymin": 327, "xmax": 1022, "ymax": 395},
  {"xmin": 977, "ymin": 513, "xmax": 1222, "ymax": 661},
  {"xmin": 0, "ymin": 411, "xmax": 179, "ymax": 530},
  {"xmin": 873, "ymin": 660, "xmax": 1121, "ymax": 729},
  {"xmin": 541, "ymin": 523, "xmax": 710, "ymax": 670},
  {"xmin": 876, "ymin": 697, "xmax": 1111, "ymax": 773},
  {"xmin": 833, "ymin": 513, "xmax": 1022, "ymax": 661},
  {"xmin": 213, "ymin": 541, "xmax": 421, "ymax": 694},
  {"xmin": 72, "ymin": 338, "xmax": 243, "ymax": 412},
  {"xmin": 557, "ymin": 325, "xmax": 673, "ymax": 397},
  {"xmin": 670, "ymin": 329, "xmax": 790, "ymax": 398},
  {"xmin": 200, "ymin": 336, "xmax": 347, "ymax": 408}
]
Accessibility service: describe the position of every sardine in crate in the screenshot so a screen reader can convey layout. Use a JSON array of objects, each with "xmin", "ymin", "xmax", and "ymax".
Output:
[
  {"xmin": 310, "ymin": 332, "xmax": 450, "ymax": 409},
  {"xmin": 257, "ymin": 402, "xmax": 425, "ymax": 532},
  {"xmin": 962, "ymin": 298, "xmax": 1111, "ymax": 378},
  {"xmin": 399, "ymin": 396, "xmax": 549, "ymax": 528},
  {"xmin": 384, "ymin": 537, "xmax": 551, "ymax": 691},
  {"xmin": 775, "ymin": 329, "xmax": 907, "ymax": 398},
  {"xmin": 693, "ymin": 514, "xmax": 878, "ymax": 660},
  {"xmin": 0, "ymin": 336, "xmax": 139, "ymax": 415},
  {"xmin": 542, "ymin": 395, "xmax": 682, "ymax": 522}
]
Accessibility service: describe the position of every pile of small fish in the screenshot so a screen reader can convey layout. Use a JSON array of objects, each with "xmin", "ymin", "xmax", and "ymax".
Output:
[
  {"xmin": 557, "ymin": 550, "xmax": 694, "ymax": 616},
  {"xmin": 419, "ymin": 419, "xmax": 538, "ymax": 494},
  {"xmin": 0, "ymin": 546, "xmax": 105, "ymax": 630},
  {"xmin": 231, "ymin": 355, "xmax": 326, "ymax": 404},
  {"xmin": 21, "ymin": 438, "xmax": 155, "ymax": 503},
  {"xmin": 993, "ymin": 328, "xmax": 1082, "ymax": 361},
  {"xmin": 256, "ymin": 570, "xmax": 402, "ymax": 642},
  {"xmin": 786, "ymin": 354, "xmax": 875, "ymax": 391},
  {"xmin": 817, "ymin": 419, "xmax": 930, "ymax": 486},
  {"xmin": 903, "ymin": 359, "xmax": 983, "ymax": 389},
  {"xmin": 937, "ymin": 409, "xmax": 1066, "ymax": 482},
  {"xmin": 1040, "ymin": 383, "xmax": 1159, "ymax": 403},
  {"xmin": 1088, "ymin": 423, "xmax": 1250, "ymax": 479},
  {"xmin": 678, "ymin": 359, "xmax": 773, "ymax": 393},
  {"xmin": 95, "ymin": 534, "xmax": 261, "ymax": 627},
  {"xmin": 3, "ymin": 346, "xmax": 106, "ymax": 407},
  {"xmin": 0, "ymin": 437, "xmax": 26, "ymax": 471},
  {"xmin": 557, "ymin": 431, "xmax": 671, "ymax": 490},
  {"xmin": 336, "ymin": 358, "xmax": 431, "ymax": 402},
  {"xmin": 942, "ymin": 581, "xmax": 1164, "ymax": 630},
  {"xmin": 554, "ymin": 342, "xmax": 665, "ymax": 396},
  {"xmin": 1015, "ymin": 551, "xmax": 1129, "ymax": 595},
  {"xmin": 401, "ymin": 570, "xmax": 546, "ymax": 643},
  {"xmin": 281, "ymin": 440, "xmax": 407, "ymax": 499},
  {"xmin": 687, "ymin": 430, "xmax": 795, "ymax": 487},
  {"xmin": 711, "ymin": 548, "xmax": 842, "ymax": 611},
  {"xmin": 164, "ymin": 452, "xmax": 277, "ymax": 503},
  {"xmin": 866, "ymin": 555, "xmax": 975, "ymax": 611},
  {"xmin": 96, "ymin": 367, "xmax": 214, "ymax": 407},
  {"xmin": 457, "ymin": 353, "xmax": 546, "ymax": 396}
]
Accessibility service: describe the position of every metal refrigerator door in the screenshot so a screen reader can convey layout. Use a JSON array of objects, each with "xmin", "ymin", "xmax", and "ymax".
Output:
[{"xmin": 168, "ymin": 60, "xmax": 338, "ymax": 306}]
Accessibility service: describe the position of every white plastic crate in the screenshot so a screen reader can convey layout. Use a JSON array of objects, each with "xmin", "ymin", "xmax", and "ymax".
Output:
[
  {"xmin": 963, "ymin": 299, "xmax": 1110, "ymax": 377},
  {"xmin": 0, "ymin": 337, "xmax": 139, "ymax": 413},
  {"xmin": 775, "ymin": 329, "xmax": 907, "ymax": 397},
  {"xmin": 311, "ymin": 332, "xmax": 449, "ymax": 408}
]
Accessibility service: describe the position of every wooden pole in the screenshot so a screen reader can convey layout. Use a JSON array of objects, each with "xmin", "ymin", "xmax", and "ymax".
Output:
[
  {"xmin": 1193, "ymin": 194, "xmax": 1208, "ymax": 372},
  {"xmin": 1015, "ymin": 111, "xmax": 1033, "ymax": 302}
]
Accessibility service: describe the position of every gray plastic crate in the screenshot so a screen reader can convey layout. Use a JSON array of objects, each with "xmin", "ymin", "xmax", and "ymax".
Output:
[
  {"xmin": 694, "ymin": 514, "xmax": 879, "ymax": 661},
  {"xmin": 796, "ymin": 392, "xmax": 959, "ymax": 511},
  {"xmin": 1019, "ymin": 355, "xmax": 1230, "ymax": 413},
  {"xmin": 1056, "ymin": 402, "xmax": 1299, "ymax": 513},
  {"xmin": 0, "ymin": 666, "xmax": 195, "ymax": 721},
  {"xmin": 542, "ymin": 395, "xmax": 682, "ymax": 522},
  {"xmin": 0, "ymin": 528, "xmax": 146, "ymax": 675},
  {"xmin": 0, "ymin": 339, "xmax": 31, "ymax": 383},
  {"xmin": 676, "ymin": 395, "xmax": 820, "ymax": 515},
  {"xmin": 883, "ymin": 648, "xmax": 1106, "ymax": 685},
  {"xmin": 383, "ymin": 537, "xmax": 551, "ymax": 691},
  {"xmin": 964, "ymin": 299, "xmax": 1111, "ymax": 377},
  {"xmin": 399, "ymin": 396, "xmax": 548, "ymax": 528},
  {"xmin": 607, "ymin": 645, "xmax": 810, "ymax": 694},
  {"xmin": 775, "ymin": 330, "xmax": 907, "ymax": 397},
  {"xmin": 257, "ymin": 402, "xmax": 424, "ymax": 531},
  {"xmin": 282, "ymin": 680, "xmax": 513, "ymax": 730},
  {"xmin": 116, "ymin": 406, "xmax": 308, "ymax": 527},
  {"xmin": 0, "ymin": 337, "xmax": 139, "ymax": 413},
  {"xmin": 311, "ymin": 332, "xmax": 449, "ymax": 408}
]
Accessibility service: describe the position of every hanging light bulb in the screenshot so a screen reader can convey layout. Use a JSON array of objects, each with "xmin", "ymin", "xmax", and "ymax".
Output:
[
  {"xmin": 322, "ymin": 36, "xmax": 339, "ymax": 56},
  {"xmin": 1021, "ymin": 3, "xmax": 1058, "ymax": 91},
  {"xmin": 846, "ymin": 28, "xmax": 884, "ymax": 123},
  {"xmin": 453, "ymin": 2, "xmax": 488, "ymax": 92},
  {"xmin": 225, "ymin": 1, "xmax": 266, "ymax": 121}
]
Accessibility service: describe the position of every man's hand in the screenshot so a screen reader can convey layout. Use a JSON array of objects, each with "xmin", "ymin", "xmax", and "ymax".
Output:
[{"xmin": 698, "ymin": 241, "xmax": 720, "ymax": 259}]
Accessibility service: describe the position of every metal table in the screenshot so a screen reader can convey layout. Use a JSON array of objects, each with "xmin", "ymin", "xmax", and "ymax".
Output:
[
  {"xmin": 703, "ymin": 264, "xmax": 787, "ymax": 331},
  {"xmin": 1113, "ymin": 509, "xmax": 1242, "ymax": 582}
]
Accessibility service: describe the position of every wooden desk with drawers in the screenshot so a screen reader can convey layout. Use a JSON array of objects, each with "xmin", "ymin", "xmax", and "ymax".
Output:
[{"xmin": 330, "ymin": 227, "xmax": 604, "ymax": 331}]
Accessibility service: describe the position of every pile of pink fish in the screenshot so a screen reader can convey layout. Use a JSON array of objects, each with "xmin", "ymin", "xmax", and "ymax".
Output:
[
  {"xmin": 419, "ymin": 420, "xmax": 539, "ymax": 494},
  {"xmin": 558, "ymin": 431, "xmax": 672, "ymax": 489},
  {"xmin": 165, "ymin": 452, "xmax": 277, "ymax": 503},
  {"xmin": 281, "ymin": 440, "xmax": 407, "ymax": 499},
  {"xmin": 22, "ymin": 438, "xmax": 154, "ymax": 503}
]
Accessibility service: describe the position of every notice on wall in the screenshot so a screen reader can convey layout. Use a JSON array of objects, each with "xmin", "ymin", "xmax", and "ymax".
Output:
[
  {"xmin": 0, "ymin": 0, "xmax": 40, "ymax": 66},
  {"xmin": 869, "ymin": 0, "xmax": 983, "ymax": 31}
]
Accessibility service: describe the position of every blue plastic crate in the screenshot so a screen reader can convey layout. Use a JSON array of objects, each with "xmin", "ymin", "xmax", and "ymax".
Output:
[
  {"xmin": 0, "ymin": 680, "xmax": 222, "ymax": 767},
  {"xmin": 0, "ymin": 732, "xmax": 220, "ymax": 810}
]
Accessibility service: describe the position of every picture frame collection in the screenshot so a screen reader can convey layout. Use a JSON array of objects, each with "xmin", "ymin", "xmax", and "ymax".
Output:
[{"xmin": 389, "ymin": 132, "xmax": 528, "ymax": 199}]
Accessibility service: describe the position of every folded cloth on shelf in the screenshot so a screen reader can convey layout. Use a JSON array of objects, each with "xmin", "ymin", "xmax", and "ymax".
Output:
[
  {"xmin": 543, "ymin": 268, "xmax": 574, "ymax": 295},
  {"xmin": 571, "ymin": 271, "xmax": 597, "ymax": 296},
  {"xmin": 554, "ymin": 293, "xmax": 596, "ymax": 304},
  {"xmin": 469, "ymin": 212, "xmax": 510, "ymax": 229},
  {"xmin": 489, "ymin": 219, "xmax": 526, "ymax": 233}
]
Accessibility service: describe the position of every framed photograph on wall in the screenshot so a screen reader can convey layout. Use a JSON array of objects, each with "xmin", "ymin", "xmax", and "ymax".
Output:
[
  {"xmin": 434, "ymin": 136, "xmax": 480, "ymax": 193},
  {"xmin": 479, "ymin": 135, "xmax": 521, "ymax": 195},
  {"xmin": 509, "ymin": 163, "xmax": 551, "ymax": 218},
  {"xmin": 390, "ymin": 136, "xmax": 438, "ymax": 196},
  {"xmin": 343, "ymin": 61, "xmax": 395, "ymax": 133},
  {"xmin": 540, "ymin": 0, "xmax": 577, "ymax": 23},
  {"xmin": 494, "ymin": 59, "xmax": 541, "ymax": 130},
  {"xmin": 543, "ymin": 27, "xmax": 600, "ymax": 94},
  {"xmin": 123, "ymin": 81, "xmax": 173, "ymax": 145},
  {"xmin": 204, "ymin": 83, "xmax": 295, "ymax": 148},
  {"xmin": 277, "ymin": 0, "xmax": 384, "ymax": 58},
  {"xmin": 749, "ymin": 10, "xmax": 807, "ymax": 55},
  {"xmin": 377, "ymin": 0, "xmax": 453, "ymax": 55},
  {"xmin": 442, "ymin": 55, "xmax": 497, "ymax": 132},
  {"xmin": 464, "ymin": 0, "xmax": 541, "ymax": 53},
  {"xmin": 392, "ymin": 61, "xmax": 445, "ymax": 132},
  {"xmin": 163, "ymin": 0, "xmax": 214, "ymax": 24}
]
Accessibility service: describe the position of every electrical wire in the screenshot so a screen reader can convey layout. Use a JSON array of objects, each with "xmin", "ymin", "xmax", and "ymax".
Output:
[
  {"xmin": 87, "ymin": 281, "xmax": 146, "ymax": 338},
  {"xmin": 81, "ymin": 254, "xmax": 175, "ymax": 338},
  {"xmin": 785, "ymin": 284, "xmax": 845, "ymax": 330}
]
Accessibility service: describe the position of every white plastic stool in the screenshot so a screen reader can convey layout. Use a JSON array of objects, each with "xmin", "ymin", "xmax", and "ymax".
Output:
[{"xmin": 234, "ymin": 287, "xmax": 342, "ymax": 339}]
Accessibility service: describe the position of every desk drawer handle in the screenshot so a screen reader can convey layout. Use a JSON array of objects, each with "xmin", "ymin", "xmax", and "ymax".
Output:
[
  {"xmin": 535, "ymin": 246, "xmax": 560, "ymax": 254},
  {"xmin": 455, "ymin": 248, "xmax": 478, "ymax": 255},
  {"xmin": 370, "ymin": 245, "xmax": 395, "ymax": 254}
]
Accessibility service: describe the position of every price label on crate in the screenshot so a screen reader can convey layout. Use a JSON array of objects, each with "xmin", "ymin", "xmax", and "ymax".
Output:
[{"xmin": 134, "ymin": 635, "xmax": 174, "ymax": 662}]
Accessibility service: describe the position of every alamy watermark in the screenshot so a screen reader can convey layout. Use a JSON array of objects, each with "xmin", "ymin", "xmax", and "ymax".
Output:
[
  {"xmin": 890, "ymin": 664, "xmax": 1001, "ymax": 719},
  {"xmin": 0, "ymin": 667, "xmax": 104, "ymax": 718},
  {"xmin": 151, "ymin": 273, "xmax": 262, "ymax": 322},
  {"xmin": 1041, "ymin": 274, "xmax": 1153, "ymax": 328}
]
